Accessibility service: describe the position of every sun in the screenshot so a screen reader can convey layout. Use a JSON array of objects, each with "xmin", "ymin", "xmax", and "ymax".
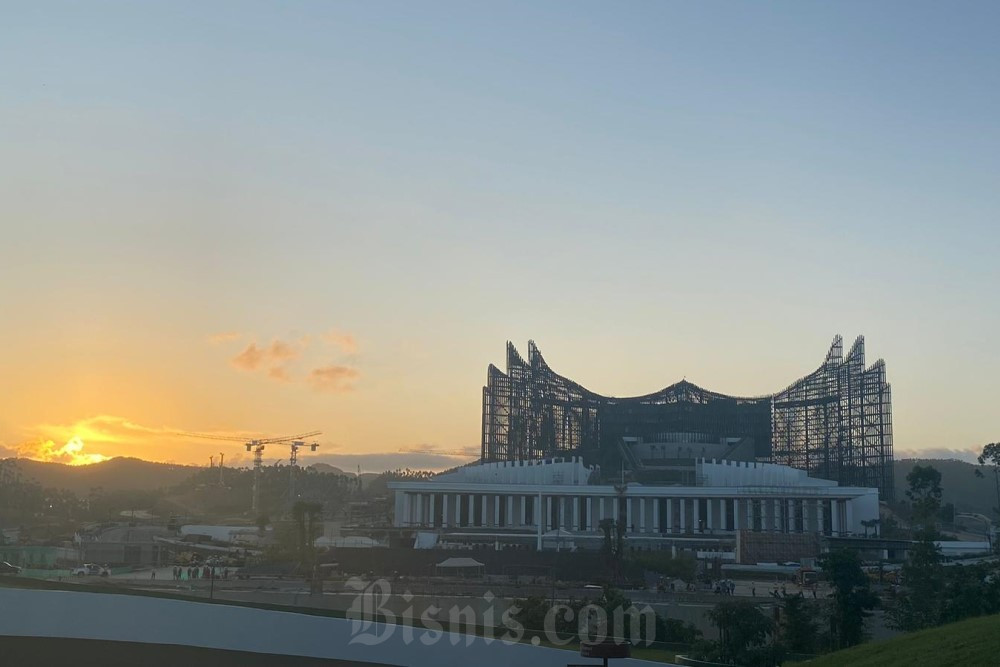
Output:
[{"xmin": 25, "ymin": 435, "xmax": 110, "ymax": 466}]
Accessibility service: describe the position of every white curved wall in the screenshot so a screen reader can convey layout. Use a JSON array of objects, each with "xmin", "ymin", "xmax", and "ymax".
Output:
[{"xmin": 0, "ymin": 589, "xmax": 665, "ymax": 667}]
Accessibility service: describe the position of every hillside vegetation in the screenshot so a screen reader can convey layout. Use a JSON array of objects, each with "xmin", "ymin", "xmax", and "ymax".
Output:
[
  {"xmin": 7, "ymin": 457, "xmax": 200, "ymax": 494},
  {"xmin": 894, "ymin": 458, "xmax": 998, "ymax": 516},
  {"xmin": 792, "ymin": 612, "xmax": 1000, "ymax": 667}
]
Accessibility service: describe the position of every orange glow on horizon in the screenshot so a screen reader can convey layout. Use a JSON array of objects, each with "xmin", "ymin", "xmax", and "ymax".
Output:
[{"xmin": 21, "ymin": 435, "xmax": 110, "ymax": 466}]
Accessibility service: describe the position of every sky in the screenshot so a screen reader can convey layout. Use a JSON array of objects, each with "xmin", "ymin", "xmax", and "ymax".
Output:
[{"xmin": 1, "ymin": 1, "xmax": 998, "ymax": 470}]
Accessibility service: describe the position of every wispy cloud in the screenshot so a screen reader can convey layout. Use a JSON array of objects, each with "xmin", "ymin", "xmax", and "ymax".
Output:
[
  {"xmin": 220, "ymin": 330, "xmax": 361, "ymax": 394},
  {"xmin": 208, "ymin": 331, "xmax": 242, "ymax": 344},
  {"xmin": 19, "ymin": 435, "xmax": 109, "ymax": 465},
  {"xmin": 14, "ymin": 416, "xmax": 261, "ymax": 466},
  {"xmin": 267, "ymin": 365, "xmax": 293, "ymax": 382},
  {"xmin": 307, "ymin": 364, "xmax": 360, "ymax": 393},
  {"xmin": 231, "ymin": 338, "xmax": 305, "ymax": 380},
  {"xmin": 323, "ymin": 328, "xmax": 358, "ymax": 355},
  {"xmin": 398, "ymin": 444, "xmax": 479, "ymax": 457},
  {"xmin": 306, "ymin": 450, "xmax": 474, "ymax": 474},
  {"xmin": 896, "ymin": 447, "xmax": 982, "ymax": 464}
]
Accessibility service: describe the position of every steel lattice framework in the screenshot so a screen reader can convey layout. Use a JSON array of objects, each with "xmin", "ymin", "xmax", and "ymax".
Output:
[{"xmin": 481, "ymin": 336, "xmax": 894, "ymax": 499}]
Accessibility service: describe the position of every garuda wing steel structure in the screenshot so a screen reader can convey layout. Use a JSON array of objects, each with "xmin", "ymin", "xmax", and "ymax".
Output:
[{"xmin": 481, "ymin": 336, "xmax": 894, "ymax": 499}]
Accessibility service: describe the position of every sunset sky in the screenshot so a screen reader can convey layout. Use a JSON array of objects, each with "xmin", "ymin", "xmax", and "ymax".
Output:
[{"xmin": 2, "ymin": 2, "xmax": 998, "ymax": 470}]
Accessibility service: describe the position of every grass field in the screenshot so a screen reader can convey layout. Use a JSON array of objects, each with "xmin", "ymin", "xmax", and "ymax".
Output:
[{"xmin": 791, "ymin": 613, "xmax": 1000, "ymax": 666}]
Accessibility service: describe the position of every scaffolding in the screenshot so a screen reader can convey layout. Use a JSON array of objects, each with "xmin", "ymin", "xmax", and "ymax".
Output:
[{"xmin": 481, "ymin": 336, "xmax": 894, "ymax": 500}]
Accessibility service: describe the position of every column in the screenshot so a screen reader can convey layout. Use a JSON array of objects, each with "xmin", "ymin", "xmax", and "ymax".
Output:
[
  {"xmin": 441, "ymin": 493, "xmax": 449, "ymax": 528},
  {"xmin": 429, "ymin": 494, "xmax": 436, "ymax": 528},
  {"xmin": 706, "ymin": 498, "xmax": 713, "ymax": 532},
  {"xmin": 575, "ymin": 497, "xmax": 582, "ymax": 531},
  {"xmin": 652, "ymin": 498, "xmax": 660, "ymax": 533},
  {"xmin": 521, "ymin": 495, "xmax": 528, "ymax": 526},
  {"xmin": 732, "ymin": 498, "xmax": 740, "ymax": 531},
  {"xmin": 403, "ymin": 493, "xmax": 411, "ymax": 527},
  {"xmin": 720, "ymin": 498, "xmax": 727, "ymax": 532},
  {"xmin": 679, "ymin": 498, "xmax": 686, "ymax": 533},
  {"xmin": 546, "ymin": 497, "xmax": 553, "ymax": 531},
  {"xmin": 787, "ymin": 499, "xmax": 795, "ymax": 533},
  {"xmin": 694, "ymin": 497, "xmax": 700, "ymax": 533},
  {"xmin": 816, "ymin": 499, "xmax": 825, "ymax": 534},
  {"xmin": 638, "ymin": 498, "xmax": 646, "ymax": 533},
  {"xmin": 666, "ymin": 499, "xmax": 673, "ymax": 533},
  {"xmin": 614, "ymin": 497, "xmax": 621, "ymax": 524},
  {"xmin": 831, "ymin": 499, "xmax": 840, "ymax": 536},
  {"xmin": 626, "ymin": 498, "xmax": 633, "ymax": 532},
  {"xmin": 845, "ymin": 499, "xmax": 854, "ymax": 535},
  {"xmin": 760, "ymin": 499, "xmax": 769, "ymax": 531},
  {"xmin": 586, "ymin": 497, "xmax": 593, "ymax": 531},
  {"xmin": 506, "ymin": 495, "xmax": 514, "ymax": 529},
  {"xmin": 558, "ymin": 497, "xmax": 565, "ymax": 530},
  {"xmin": 536, "ymin": 492, "xmax": 543, "ymax": 550},
  {"xmin": 480, "ymin": 494, "xmax": 488, "ymax": 527},
  {"xmin": 494, "ymin": 494, "xmax": 501, "ymax": 528},
  {"xmin": 467, "ymin": 494, "xmax": 475, "ymax": 527}
]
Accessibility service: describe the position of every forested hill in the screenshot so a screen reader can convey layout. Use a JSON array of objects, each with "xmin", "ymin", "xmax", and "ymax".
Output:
[
  {"xmin": 3, "ymin": 456, "xmax": 997, "ymax": 515},
  {"xmin": 894, "ymin": 458, "xmax": 997, "ymax": 515},
  {"xmin": 4, "ymin": 457, "xmax": 200, "ymax": 494}
]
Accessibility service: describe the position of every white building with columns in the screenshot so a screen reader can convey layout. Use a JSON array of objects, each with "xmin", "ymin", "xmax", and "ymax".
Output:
[{"xmin": 389, "ymin": 457, "xmax": 879, "ymax": 556}]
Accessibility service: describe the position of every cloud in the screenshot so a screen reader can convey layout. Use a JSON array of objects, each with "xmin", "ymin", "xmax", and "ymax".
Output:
[
  {"xmin": 896, "ymin": 447, "xmax": 982, "ymax": 464},
  {"xmin": 323, "ymin": 329, "xmax": 358, "ymax": 355},
  {"xmin": 305, "ymin": 451, "xmax": 474, "ymax": 474},
  {"xmin": 307, "ymin": 364, "xmax": 360, "ymax": 393},
  {"xmin": 231, "ymin": 343, "xmax": 266, "ymax": 371},
  {"xmin": 19, "ymin": 435, "xmax": 109, "ymax": 466},
  {"xmin": 231, "ymin": 339, "xmax": 304, "ymax": 376},
  {"xmin": 222, "ymin": 331, "xmax": 361, "ymax": 393},
  {"xmin": 208, "ymin": 331, "xmax": 242, "ymax": 344},
  {"xmin": 398, "ymin": 444, "xmax": 480, "ymax": 457},
  {"xmin": 267, "ymin": 366, "xmax": 293, "ymax": 382}
]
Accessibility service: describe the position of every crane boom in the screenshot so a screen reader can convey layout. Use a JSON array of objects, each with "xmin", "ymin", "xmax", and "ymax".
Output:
[
  {"xmin": 175, "ymin": 429, "xmax": 322, "ymax": 514},
  {"xmin": 175, "ymin": 430, "xmax": 320, "ymax": 444}
]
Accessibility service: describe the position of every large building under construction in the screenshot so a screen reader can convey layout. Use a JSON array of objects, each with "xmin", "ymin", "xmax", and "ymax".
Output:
[{"xmin": 481, "ymin": 336, "xmax": 894, "ymax": 499}]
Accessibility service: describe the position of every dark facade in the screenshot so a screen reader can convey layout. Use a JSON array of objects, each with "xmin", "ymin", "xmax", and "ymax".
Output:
[{"xmin": 481, "ymin": 336, "xmax": 894, "ymax": 499}]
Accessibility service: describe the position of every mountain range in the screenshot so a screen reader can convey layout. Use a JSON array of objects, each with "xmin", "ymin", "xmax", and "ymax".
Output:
[{"xmin": 2, "ymin": 456, "xmax": 997, "ymax": 517}]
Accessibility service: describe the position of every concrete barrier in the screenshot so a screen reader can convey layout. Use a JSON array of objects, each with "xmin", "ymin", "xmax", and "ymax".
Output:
[{"xmin": 0, "ymin": 588, "xmax": 669, "ymax": 666}]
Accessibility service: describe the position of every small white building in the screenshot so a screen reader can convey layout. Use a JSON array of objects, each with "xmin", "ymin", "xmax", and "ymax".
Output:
[{"xmin": 389, "ymin": 457, "xmax": 879, "ymax": 555}]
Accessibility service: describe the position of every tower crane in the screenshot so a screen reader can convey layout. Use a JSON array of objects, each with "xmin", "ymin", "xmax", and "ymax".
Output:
[
  {"xmin": 176, "ymin": 430, "xmax": 321, "ymax": 514},
  {"xmin": 287, "ymin": 440, "xmax": 319, "ymax": 503}
]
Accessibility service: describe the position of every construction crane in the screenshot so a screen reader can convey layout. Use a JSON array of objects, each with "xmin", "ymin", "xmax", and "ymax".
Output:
[
  {"xmin": 176, "ymin": 430, "xmax": 321, "ymax": 514},
  {"xmin": 287, "ymin": 440, "xmax": 319, "ymax": 503}
]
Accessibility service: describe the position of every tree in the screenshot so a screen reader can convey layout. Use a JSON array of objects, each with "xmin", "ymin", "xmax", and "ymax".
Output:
[
  {"xmin": 974, "ymin": 442, "xmax": 1000, "ymax": 520},
  {"xmin": 940, "ymin": 562, "xmax": 1000, "ymax": 624},
  {"xmin": 291, "ymin": 501, "xmax": 323, "ymax": 575},
  {"xmin": 820, "ymin": 549, "xmax": 878, "ymax": 649},
  {"xmin": 890, "ymin": 527, "xmax": 944, "ymax": 631},
  {"xmin": 705, "ymin": 599, "xmax": 776, "ymax": 666},
  {"xmin": 905, "ymin": 465, "xmax": 943, "ymax": 530},
  {"xmin": 780, "ymin": 593, "xmax": 817, "ymax": 654},
  {"xmin": 599, "ymin": 517, "xmax": 626, "ymax": 583}
]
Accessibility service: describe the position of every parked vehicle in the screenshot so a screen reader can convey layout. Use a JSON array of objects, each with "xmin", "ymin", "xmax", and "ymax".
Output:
[
  {"xmin": 0, "ymin": 561, "xmax": 21, "ymax": 575},
  {"xmin": 71, "ymin": 563, "xmax": 110, "ymax": 577}
]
